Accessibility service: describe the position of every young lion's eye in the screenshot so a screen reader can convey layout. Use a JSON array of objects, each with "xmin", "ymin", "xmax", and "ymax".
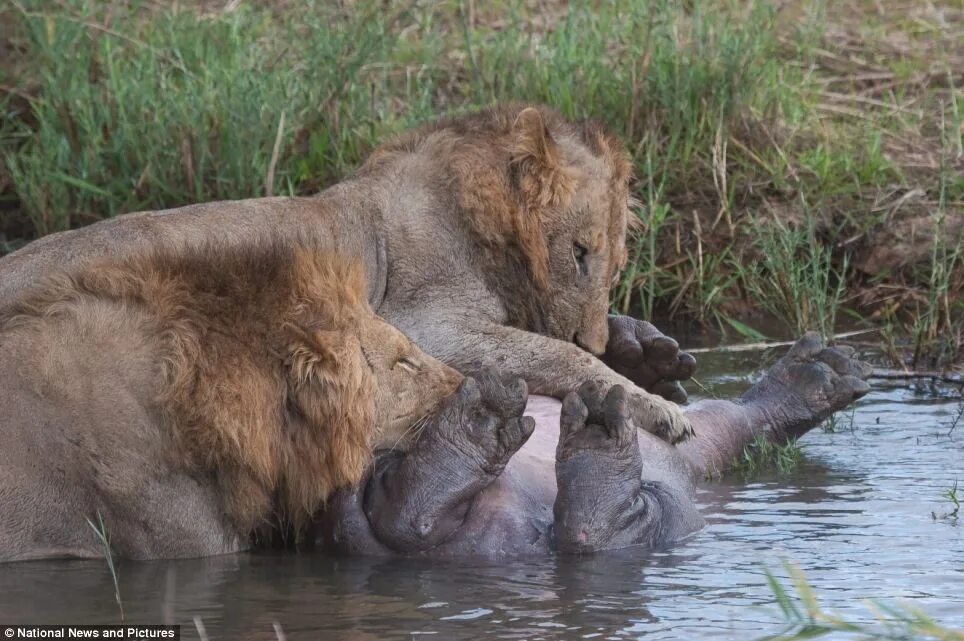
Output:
[{"xmin": 572, "ymin": 242, "xmax": 589, "ymax": 276}]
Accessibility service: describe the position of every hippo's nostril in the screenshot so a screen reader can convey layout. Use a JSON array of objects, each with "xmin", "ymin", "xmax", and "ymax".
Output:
[{"xmin": 417, "ymin": 520, "xmax": 434, "ymax": 539}]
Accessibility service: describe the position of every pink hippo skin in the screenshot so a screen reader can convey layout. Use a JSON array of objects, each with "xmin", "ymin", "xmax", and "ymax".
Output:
[{"xmin": 314, "ymin": 329, "xmax": 872, "ymax": 556}]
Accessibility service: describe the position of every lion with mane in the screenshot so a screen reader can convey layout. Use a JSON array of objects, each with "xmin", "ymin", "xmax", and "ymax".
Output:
[{"xmin": 0, "ymin": 241, "xmax": 460, "ymax": 561}]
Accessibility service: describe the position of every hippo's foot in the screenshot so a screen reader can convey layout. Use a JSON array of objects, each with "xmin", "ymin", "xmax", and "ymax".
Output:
[
  {"xmin": 740, "ymin": 332, "xmax": 873, "ymax": 440},
  {"xmin": 553, "ymin": 382, "xmax": 673, "ymax": 553},
  {"xmin": 426, "ymin": 373, "xmax": 534, "ymax": 474},
  {"xmin": 364, "ymin": 373, "xmax": 533, "ymax": 551},
  {"xmin": 602, "ymin": 315, "xmax": 696, "ymax": 403}
]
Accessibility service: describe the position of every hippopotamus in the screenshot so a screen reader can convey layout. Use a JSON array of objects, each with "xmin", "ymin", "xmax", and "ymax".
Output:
[{"xmin": 314, "ymin": 326, "xmax": 872, "ymax": 556}]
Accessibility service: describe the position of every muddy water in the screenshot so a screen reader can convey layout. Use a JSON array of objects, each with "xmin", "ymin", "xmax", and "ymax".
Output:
[{"xmin": 1, "ymin": 347, "xmax": 961, "ymax": 640}]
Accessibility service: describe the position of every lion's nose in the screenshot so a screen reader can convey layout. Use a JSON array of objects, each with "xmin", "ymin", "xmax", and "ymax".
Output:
[
  {"xmin": 440, "ymin": 364, "xmax": 463, "ymax": 392},
  {"xmin": 575, "ymin": 324, "xmax": 608, "ymax": 356}
]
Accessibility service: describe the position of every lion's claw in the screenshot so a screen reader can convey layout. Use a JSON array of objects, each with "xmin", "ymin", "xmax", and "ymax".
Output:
[{"xmin": 625, "ymin": 387, "xmax": 694, "ymax": 444}]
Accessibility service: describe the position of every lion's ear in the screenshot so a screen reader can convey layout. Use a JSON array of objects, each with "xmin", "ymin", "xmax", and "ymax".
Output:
[
  {"xmin": 506, "ymin": 108, "xmax": 575, "ymax": 289},
  {"xmin": 509, "ymin": 107, "xmax": 574, "ymax": 210},
  {"xmin": 285, "ymin": 328, "xmax": 342, "ymax": 389},
  {"xmin": 511, "ymin": 107, "xmax": 555, "ymax": 169},
  {"xmin": 280, "ymin": 325, "xmax": 374, "ymax": 524}
]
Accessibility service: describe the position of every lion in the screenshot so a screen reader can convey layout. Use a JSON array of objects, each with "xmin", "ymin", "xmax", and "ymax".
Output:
[
  {"xmin": 0, "ymin": 104, "xmax": 692, "ymax": 443},
  {"xmin": 0, "ymin": 241, "xmax": 461, "ymax": 561}
]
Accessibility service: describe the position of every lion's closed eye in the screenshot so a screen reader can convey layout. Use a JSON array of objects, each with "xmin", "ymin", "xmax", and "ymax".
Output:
[
  {"xmin": 572, "ymin": 242, "xmax": 589, "ymax": 276},
  {"xmin": 396, "ymin": 357, "xmax": 421, "ymax": 374}
]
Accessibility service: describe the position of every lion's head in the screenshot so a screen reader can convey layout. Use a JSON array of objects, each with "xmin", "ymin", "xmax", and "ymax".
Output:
[
  {"xmin": 276, "ymin": 248, "xmax": 463, "ymax": 523},
  {"xmin": 366, "ymin": 104, "xmax": 633, "ymax": 355}
]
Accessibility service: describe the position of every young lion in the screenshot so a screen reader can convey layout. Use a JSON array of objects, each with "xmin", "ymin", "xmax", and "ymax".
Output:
[
  {"xmin": 0, "ymin": 104, "xmax": 692, "ymax": 442},
  {"xmin": 0, "ymin": 242, "xmax": 461, "ymax": 561}
]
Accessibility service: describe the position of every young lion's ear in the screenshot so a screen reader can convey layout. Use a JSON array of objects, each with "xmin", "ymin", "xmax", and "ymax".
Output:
[
  {"xmin": 512, "ymin": 107, "xmax": 555, "ymax": 168},
  {"xmin": 509, "ymin": 107, "xmax": 574, "ymax": 209},
  {"xmin": 507, "ymin": 107, "xmax": 575, "ymax": 289}
]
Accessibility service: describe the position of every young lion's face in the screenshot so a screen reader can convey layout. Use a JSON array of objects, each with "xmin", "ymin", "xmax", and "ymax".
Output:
[
  {"xmin": 462, "ymin": 106, "xmax": 632, "ymax": 356},
  {"xmin": 540, "ymin": 132, "xmax": 630, "ymax": 356},
  {"xmin": 365, "ymin": 104, "xmax": 632, "ymax": 358}
]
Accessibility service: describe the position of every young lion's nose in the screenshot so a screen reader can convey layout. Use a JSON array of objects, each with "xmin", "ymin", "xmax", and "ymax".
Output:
[{"xmin": 575, "ymin": 322, "xmax": 608, "ymax": 356}]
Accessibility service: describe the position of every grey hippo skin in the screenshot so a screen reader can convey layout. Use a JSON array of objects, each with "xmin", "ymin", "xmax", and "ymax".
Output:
[{"xmin": 314, "ymin": 331, "xmax": 872, "ymax": 556}]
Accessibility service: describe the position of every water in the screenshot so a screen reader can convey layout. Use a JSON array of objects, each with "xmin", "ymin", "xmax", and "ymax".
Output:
[{"xmin": 1, "ymin": 347, "xmax": 961, "ymax": 640}]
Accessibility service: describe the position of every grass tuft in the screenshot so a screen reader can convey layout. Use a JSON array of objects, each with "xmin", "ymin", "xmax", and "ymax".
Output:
[
  {"xmin": 823, "ymin": 406, "xmax": 857, "ymax": 434},
  {"xmin": 85, "ymin": 510, "xmax": 124, "ymax": 621},
  {"xmin": 757, "ymin": 562, "xmax": 964, "ymax": 641},
  {"xmin": 932, "ymin": 480, "xmax": 960, "ymax": 523},
  {"xmin": 739, "ymin": 210, "xmax": 849, "ymax": 338},
  {"xmin": 732, "ymin": 435, "xmax": 803, "ymax": 476}
]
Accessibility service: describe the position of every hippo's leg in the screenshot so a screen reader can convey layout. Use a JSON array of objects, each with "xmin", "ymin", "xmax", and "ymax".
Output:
[
  {"xmin": 362, "ymin": 373, "xmax": 534, "ymax": 552},
  {"xmin": 740, "ymin": 332, "xmax": 873, "ymax": 439},
  {"xmin": 602, "ymin": 315, "xmax": 696, "ymax": 403},
  {"xmin": 553, "ymin": 383, "xmax": 697, "ymax": 553},
  {"xmin": 677, "ymin": 333, "xmax": 873, "ymax": 475}
]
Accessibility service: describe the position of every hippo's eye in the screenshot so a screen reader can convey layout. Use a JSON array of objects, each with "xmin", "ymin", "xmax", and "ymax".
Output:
[
  {"xmin": 572, "ymin": 242, "xmax": 589, "ymax": 277},
  {"xmin": 397, "ymin": 357, "xmax": 420, "ymax": 374}
]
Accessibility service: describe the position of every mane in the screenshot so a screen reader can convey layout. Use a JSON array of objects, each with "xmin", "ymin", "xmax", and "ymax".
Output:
[{"xmin": 1, "ymin": 240, "xmax": 376, "ymax": 533}]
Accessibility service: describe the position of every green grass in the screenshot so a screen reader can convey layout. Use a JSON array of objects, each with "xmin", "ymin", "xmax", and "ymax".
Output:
[
  {"xmin": 912, "ymin": 103, "xmax": 964, "ymax": 368},
  {"xmin": 3, "ymin": 0, "xmax": 782, "ymax": 231},
  {"xmin": 758, "ymin": 562, "xmax": 964, "ymax": 640},
  {"xmin": 824, "ymin": 406, "xmax": 857, "ymax": 433},
  {"xmin": 731, "ymin": 434, "xmax": 803, "ymax": 476},
  {"xmin": 739, "ymin": 209, "xmax": 849, "ymax": 337},
  {"xmin": 1, "ymin": 0, "xmax": 961, "ymax": 365},
  {"xmin": 932, "ymin": 480, "xmax": 960, "ymax": 522},
  {"xmin": 85, "ymin": 510, "xmax": 124, "ymax": 621},
  {"xmin": 3, "ymin": 0, "xmax": 418, "ymax": 235}
]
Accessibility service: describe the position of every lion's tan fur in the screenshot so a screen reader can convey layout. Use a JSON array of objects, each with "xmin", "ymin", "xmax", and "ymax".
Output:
[
  {"xmin": 0, "ymin": 104, "xmax": 696, "ymax": 561},
  {"xmin": 363, "ymin": 104, "xmax": 633, "ymax": 294},
  {"xmin": 1, "ymin": 242, "xmax": 442, "ymax": 534}
]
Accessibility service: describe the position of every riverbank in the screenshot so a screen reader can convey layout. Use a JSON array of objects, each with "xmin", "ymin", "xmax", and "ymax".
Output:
[{"xmin": 1, "ymin": 0, "xmax": 961, "ymax": 368}]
